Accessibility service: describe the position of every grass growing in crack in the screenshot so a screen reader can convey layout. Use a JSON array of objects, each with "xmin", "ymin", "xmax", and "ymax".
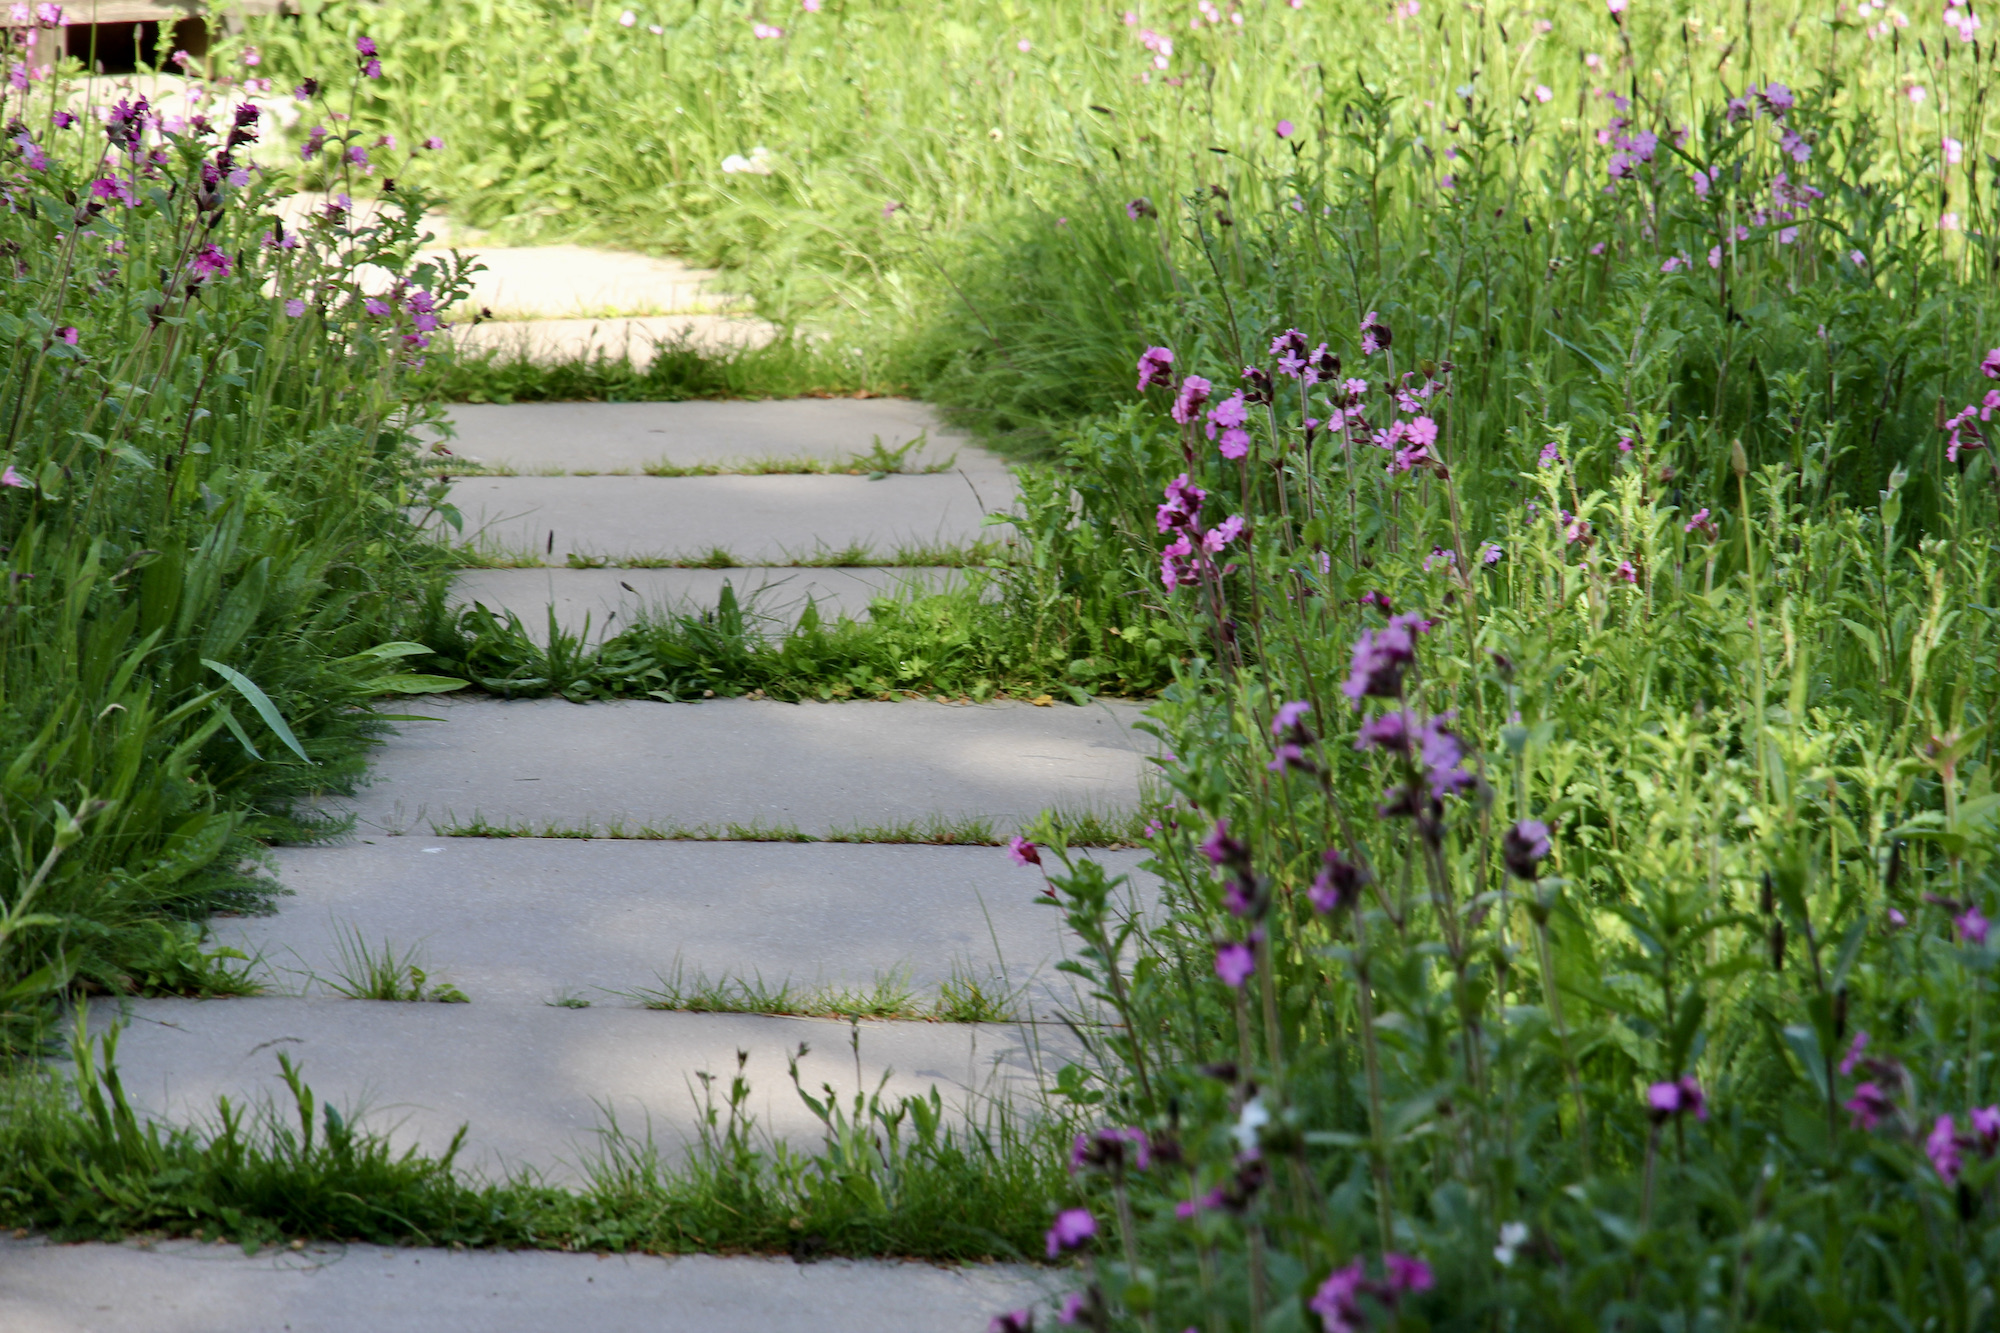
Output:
[
  {"xmin": 451, "ymin": 538, "xmax": 1004, "ymax": 572},
  {"xmin": 0, "ymin": 1026, "xmax": 1061, "ymax": 1260},
  {"xmin": 430, "ymin": 439, "xmax": 953, "ymax": 480},
  {"xmin": 629, "ymin": 957, "xmax": 1023, "ymax": 1024},
  {"xmin": 320, "ymin": 925, "xmax": 469, "ymax": 1004},
  {"xmin": 432, "ymin": 807, "xmax": 1143, "ymax": 848}
]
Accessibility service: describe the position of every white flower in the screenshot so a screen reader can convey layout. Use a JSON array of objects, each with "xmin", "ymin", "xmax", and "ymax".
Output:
[
  {"xmin": 1230, "ymin": 1096, "xmax": 1270, "ymax": 1154},
  {"xmin": 617, "ymin": 9, "xmax": 634, "ymax": 24},
  {"xmin": 721, "ymin": 146, "xmax": 775, "ymax": 176},
  {"xmin": 1494, "ymin": 1220, "xmax": 1529, "ymax": 1267}
]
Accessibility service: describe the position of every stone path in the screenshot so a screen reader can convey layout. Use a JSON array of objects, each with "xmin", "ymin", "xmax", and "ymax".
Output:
[{"xmin": 14, "ymin": 388, "xmax": 1145, "ymax": 1330}]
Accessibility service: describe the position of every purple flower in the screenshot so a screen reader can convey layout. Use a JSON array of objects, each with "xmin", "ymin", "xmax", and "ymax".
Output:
[
  {"xmin": 1275, "ymin": 118, "xmax": 1296, "ymax": 138},
  {"xmin": 1502, "ymin": 819, "xmax": 1550, "ymax": 880},
  {"xmin": 1309, "ymin": 1261, "xmax": 1366, "ymax": 1333},
  {"xmin": 284, "ymin": 298, "xmax": 308, "ymax": 317},
  {"xmin": 1929, "ymin": 1115, "xmax": 1963, "ymax": 1184},
  {"xmin": 1341, "ymin": 623, "xmax": 1417, "ymax": 702},
  {"xmin": 1355, "ymin": 710, "xmax": 1416, "ymax": 753},
  {"xmin": 1308, "ymin": 849, "xmax": 1367, "ymax": 913},
  {"xmin": 1479, "ymin": 541, "xmax": 1503, "ymax": 565},
  {"xmin": 1421, "ymin": 715, "xmax": 1476, "ymax": 798},
  {"xmin": 363, "ymin": 297, "xmax": 392, "ymax": 318},
  {"xmin": 1157, "ymin": 473, "xmax": 1206, "ymax": 533},
  {"xmin": 990, "ymin": 1310, "xmax": 1034, "ymax": 1333},
  {"xmin": 1175, "ymin": 1186, "xmax": 1227, "ymax": 1218},
  {"xmin": 1957, "ymin": 906, "xmax": 1990, "ymax": 946},
  {"xmin": 356, "ymin": 34, "xmax": 377, "ymax": 55},
  {"xmin": 189, "ymin": 245, "xmax": 233, "ymax": 281},
  {"xmin": 1160, "ymin": 533, "xmax": 1194, "ymax": 590},
  {"xmin": 1838, "ymin": 1030, "xmax": 1869, "ymax": 1077},
  {"xmin": 1760, "ymin": 82, "xmax": 1795, "ymax": 114},
  {"xmin": 1171, "ymin": 375, "xmax": 1213, "ymax": 424},
  {"xmin": 1272, "ymin": 700, "xmax": 1312, "ymax": 739},
  {"xmin": 425, "ymin": 135, "xmax": 446, "ymax": 151},
  {"xmin": 1972, "ymin": 1106, "xmax": 2000, "ymax": 1150},
  {"xmin": 1136, "ymin": 345, "xmax": 1175, "ymax": 391},
  {"xmin": 0, "ymin": 466, "xmax": 27, "ymax": 489},
  {"xmin": 1202, "ymin": 514, "xmax": 1244, "ymax": 554},
  {"xmin": 1007, "ymin": 836, "xmax": 1041, "ymax": 868},
  {"xmin": 1070, "ymin": 1126, "xmax": 1151, "ymax": 1173},
  {"xmin": 1647, "ymin": 1075, "xmax": 1708, "ymax": 1122},
  {"xmin": 55, "ymin": 326, "xmax": 77, "ymax": 346},
  {"xmin": 1538, "ymin": 440, "xmax": 1563, "ymax": 468},
  {"xmin": 1845, "ymin": 1082, "xmax": 1893, "ymax": 1130},
  {"xmin": 1383, "ymin": 1252, "xmax": 1435, "ymax": 1295},
  {"xmin": 363, "ymin": 57, "xmax": 382, "ymax": 78},
  {"xmin": 1214, "ymin": 941, "xmax": 1255, "ymax": 988},
  {"xmin": 1983, "ymin": 348, "xmax": 2000, "ymax": 380},
  {"xmin": 1126, "ymin": 196, "xmax": 1156, "ymax": 220},
  {"xmin": 1359, "ymin": 311, "xmax": 1391, "ymax": 356},
  {"xmin": 1045, "ymin": 1207, "xmax": 1096, "ymax": 1258},
  {"xmin": 1270, "ymin": 329, "xmax": 1309, "ymax": 377},
  {"xmin": 1201, "ymin": 819, "xmax": 1248, "ymax": 869}
]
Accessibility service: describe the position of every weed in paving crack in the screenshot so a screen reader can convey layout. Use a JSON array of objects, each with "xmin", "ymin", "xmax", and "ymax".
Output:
[
  {"xmin": 546, "ymin": 988, "xmax": 593, "ymax": 1009},
  {"xmin": 320, "ymin": 924, "xmax": 468, "ymax": 1004},
  {"xmin": 630, "ymin": 956, "xmax": 1020, "ymax": 1023}
]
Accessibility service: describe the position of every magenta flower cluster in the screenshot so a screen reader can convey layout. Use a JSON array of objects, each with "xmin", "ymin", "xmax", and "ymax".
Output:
[{"xmin": 1309, "ymin": 1252, "xmax": 1434, "ymax": 1333}]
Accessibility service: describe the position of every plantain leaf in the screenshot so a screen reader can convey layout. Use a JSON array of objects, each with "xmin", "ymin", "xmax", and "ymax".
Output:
[{"xmin": 202, "ymin": 659, "xmax": 312, "ymax": 764}]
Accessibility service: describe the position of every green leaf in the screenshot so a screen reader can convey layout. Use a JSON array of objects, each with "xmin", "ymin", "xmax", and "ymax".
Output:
[
  {"xmin": 202, "ymin": 659, "xmax": 312, "ymax": 764},
  {"xmin": 374, "ymin": 673, "xmax": 468, "ymax": 694}
]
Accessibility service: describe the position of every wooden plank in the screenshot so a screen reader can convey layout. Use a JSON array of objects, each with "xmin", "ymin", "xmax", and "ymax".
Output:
[{"xmin": 57, "ymin": 0, "xmax": 283, "ymax": 21}]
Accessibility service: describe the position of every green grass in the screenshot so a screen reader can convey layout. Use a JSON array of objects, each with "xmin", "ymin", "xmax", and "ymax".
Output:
[
  {"xmin": 431, "ymin": 434, "xmax": 953, "ymax": 478},
  {"xmin": 627, "ymin": 957, "xmax": 1023, "ymax": 1024},
  {"xmin": 450, "ymin": 538, "xmax": 1004, "ymax": 571},
  {"xmin": 434, "ymin": 806, "xmax": 1144, "ymax": 847},
  {"xmin": 318, "ymin": 924, "xmax": 469, "ymax": 1004},
  {"xmin": 0, "ymin": 1026, "xmax": 1061, "ymax": 1260}
]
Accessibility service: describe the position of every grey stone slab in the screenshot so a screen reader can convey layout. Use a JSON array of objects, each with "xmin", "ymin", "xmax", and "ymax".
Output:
[
  {"xmin": 449, "ymin": 567, "xmax": 963, "ymax": 643},
  {"xmin": 439, "ymin": 315, "xmax": 775, "ymax": 368},
  {"xmin": 85, "ymin": 999, "xmax": 1066, "ymax": 1184},
  {"xmin": 0, "ymin": 1238, "xmax": 1051, "ymax": 1333},
  {"xmin": 439, "ymin": 474, "xmax": 1012, "ymax": 566},
  {"xmin": 328, "ymin": 698, "xmax": 1154, "ymax": 836},
  {"xmin": 416, "ymin": 245, "xmax": 737, "ymax": 320},
  {"xmin": 219, "ymin": 840, "xmax": 1147, "ymax": 1014},
  {"xmin": 431, "ymin": 399, "xmax": 1007, "ymax": 480}
]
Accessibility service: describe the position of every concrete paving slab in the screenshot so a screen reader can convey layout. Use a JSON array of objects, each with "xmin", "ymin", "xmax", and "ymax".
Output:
[
  {"xmin": 441, "ymin": 314, "xmax": 776, "ymax": 368},
  {"xmin": 431, "ymin": 399, "xmax": 1006, "ymax": 479},
  {"xmin": 86, "ymin": 999, "xmax": 1066, "ymax": 1183},
  {"xmin": 417, "ymin": 245, "xmax": 738, "ymax": 320},
  {"xmin": 0, "ymin": 1238, "xmax": 1052, "ymax": 1333},
  {"xmin": 328, "ymin": 698, "xmax": 1154, "ymax": 836},
  {"xmin": 449, "ymin": 567, "xmax": 963, "ymax": 643},
  {"xmin": 218, "ymin": 840, "xmax": 1148, "ymax": 1013},
  {"xmin": 439, "ymin": 474, "xmax": 1013, "ymax": 566}
]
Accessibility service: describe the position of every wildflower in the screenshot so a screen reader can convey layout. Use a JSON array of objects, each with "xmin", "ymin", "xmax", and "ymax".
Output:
[
  {"xmin": 1928, "ymin": 1115, "xmax": 1963, "ymax": 1184},
  {"xmin": 89, "ymin": 176, "xmax": 135, "ymax": 206},
  {"xmin": 1126, "ymin": 197, "xmax": 1156, "ymax": 220},
  {"xmin": 1045, "ymin": 1208, "xmax": 1096, "ymax": 1258},
  {"xmin": 189, "ymin": 245, "xmax": 233, "ymax": 281},
  {"xmin": 1972, "ymin": 1106, "xmax": 2000, "ymax": 1151},
  {"xmin": 0, "ymin": 466, "xmax": 26, "ymax": 488},
  {"xmin": 1534, "ymin": 84, "xmax": 1553, "ymax": 103},
  {"xmin": 1308, "ymin": 1261, "xmax": 1367, "ymax": 1333},
  {"xmin": 1342, "ymin": 622, "xmax": 1417, "ymax": 701},
  {"xmin": 1202, "ymin": 820, "xmax": 1250, "ymax": 870},
  {"xmin": 752, "ymin": 22, "xmax": 784, "ymax": 38},
  {"xmin": 1202, "ymin": 514, "xmax": 1244, "ymax": 553},
  {"xmin": 1016, "ymin": 38, "xmax": 1031, "ymax": 51},
  {"xmin": 1845, "ymin": 1082, "xmax": 1893, "ymax": 1130},
  {"xmin": 1171, "ymin": 375, "xmax": 1213, "ymax": 424},
  {"xmin": 52, "ymin": 110, "xmax": 75, "ymax": 129},
  {"xmin": 346, "ymin": 145, "xmax": 369, "ymax": 166},
  {"xmin": 1647, "ymin": 1075, "xmax": 1708, "ymax": 1122},
  {"xmin": 1616, "ymin": 559, "xmax": 1639, "ymax": 584},
  {"xmin": 1356, "ymin": 710, "xmax": 1415, "ymax": 753},
  {"xmin": 1231, "ymin": 1096, "xmax": 1270, "ymax": 1152},
  {"xmin": 1501, "ymin": 819, "xmax": 1551, "ymax": 880},
  {"xmin": 1175, "ymin": 1187, "xmax": 1227, "ymax": 1218},
  {"xmin": 1272, "ymin": 700, "xmax": 1312, "ymax": 740},
  {"xmin": 1136, "ymin": 345, "xmax": 1175, "ymax": 391},
  {"xmin": 424, "ymin": 135, "xmax": 445, "ymax": 151},
  {"xmin": 1945, "ymin": 136, "xmax": 1963, "ymax": 165},
  {"xmin": 12, "ymin": 132, "xmax": 49, "ymax": 172},
  {"xmin": 1685, "ymin": 507, "xmax": 1718, "ymax": 540},
  {"xmin": 1359, "ymin": 311, "xmax": 1392, "ymax": 355},
  {"xmin": 1606, "ymin": 0, "xmax": 1626, "ymax": 12},
  {"xmin": 1479, "ymin": 541, "xmax": 1503, "ymax": 565},
  {"xmin": 1070, "ymin": 1126, "xmax": 1150, "ymax": 1173},
  {"xmin": 1956, "ymin": 906, "xmax": 1990, "ymax": 946},
  {"xmin": 1308, "ymin": 849, "xmax": 1367, "ymax": 913},
  {"xmin": 1160, "ymin": 533, "xmax": 1195, "ymax": 590},
  {"xmin": 1691, "ymin": 167, "xmax": 1712, "ymax": 197},
  {"xmin": 1422, "ymin": 547, "xmax": 1455, "ymax": 573},
  {"xmin": 54, "ymin": 327, "xmax": 77, "ymax": 346},
  {"xmin": 1538, "ymin": 441, "xmax": 1563, "ymax": 468},
  {"xmin": 1208, "ymin": 389, "xmax": 1250, "ymax": 458},
  {"xmin": 1982, "ymin": 348, "xmax": 2000, "ymax": 379},
  {"xmin": 1383, "ymin": 1253, "xmax": 1435, "ymax": 1296},
  {"xmin": 1007, "ymin": 836, "xmax": 1041, "ymax": 868},
  {"xmin": 1214, "ymin": 940, "xmax": 1256, "ymax": 988},
  {"xmin": 990, "ymin": 1310, "xmax": 1033, "ymax": 1333},
  {"xmin": 1275, "ymin": 118, "xmax": 1295, "ymax": 137},
  {"xmin": 803, "ymin": 0, "xmax": 822, "ymax": 8},
  {"xmin": 1157, "ymin": 473, "xmax": 1206, "ymax": 533},
  {"xmin": 1838, "ymin": 1030, "xmax": 1869, "ymax": 1077},
  {"xmin": 1494, "ymin": 1221, "xmax": 1530, "ymax": 1267},
  {"xmin": 284, "ymin": 298, "xmax": 307, "ymax": 317}
]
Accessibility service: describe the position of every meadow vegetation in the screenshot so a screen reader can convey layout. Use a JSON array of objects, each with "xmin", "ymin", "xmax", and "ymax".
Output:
[{"xmin": 5, "ymin": 0, "xmax": 2000, "ymax": 1323}]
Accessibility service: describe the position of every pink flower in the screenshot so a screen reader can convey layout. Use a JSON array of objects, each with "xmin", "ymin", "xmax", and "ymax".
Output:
[
  {"xmin": 1214, "ymin": 940, "xmax": 1255, "ymax": 987},
  {"xmin": 1276, "ymin": 119, "xmax": 1295, "ymax": 138},
  {"xmin": 1956, "ymin": 906, "xmax": 1990, "ymax": 946},
  {"xmin": 1309, "ymin": 1261, "xmax": 1366, "ymax": 1333},
  {"xmin": 1007, "ymin": 836, "xmax": 1040, "ymax": 868},
  {"xmin": 1533, "ymin": 85, "xmax": 1552, "ymax": 103},
  {"xmin": 1838, "ymin": 1030, "xmax": 1870, "ymax": 1077},
  {"xmin": 1135, "ymin": 345, "xmax": 1175, "ymax": 392},
  {"xmin": 189, "ymin": 245, "xmax": 233, "ymax": 281},
  {"xmin": 1616, "ymin": 560, "xmax": 1639, "ymax": 583},
  {"xmin": 1016, "ymin": 38, "xmax": 1031, "ymax": 51},
  {"xmin": 1929, "ymin": 1115, "xmax": 1963, "ymax": 1184},
  {"xmin": 1045, "ymin": 1207, "xmax": 1096, "ymax": 1258},
  {"xmin": 1845, "ymin": 1082, "xmax": 1893, "ymax": 1130},
  {"xmin": 1606, "ymin": 0, "xmax": 1627, "ymax": 12},
  {"xmin": 1383, "ymin": 1252, "xmax": 1435, "ymax": 1295},
  {"xmin": 1171, "ymin": 375, "xmax": 1213, "ymax": 424},
  {"xmin": 55, "ymin": 326, "xmax": 77, "ymax": 346},
  {"xmin": 1982, "ymin": 347, "xmax": 2000, "ymax": 379},
  {"xmin": 1538, "ymin": 441, "xmax": 1563, "ymax": 468},
  {"xmin": 284, "ymin": 298, "xmax": 307, "ymax": 317},
  {"xmin": 424, "ymin": 135, "xmax": 445, "ymax": 151},
  {"xmin": 803, "ymin": 0, "xmax": 822, "ymax": 9},
  {"xmin": 1359, "ymin": 311, "xmax": 1391, "ymax": 355},
  {"xmin": 0, "ymin": 466, "xmax": 28, "ymax": 489},
  {"xmin": 1160, "ymin": 533, "xmax": 1195, "ymax": 590},
  {"xmin": 1203, "ymin": 514, "xmax": 1245, "ymax": 553},
  {"xmin": 752, "ymin": 22, "xmax": 784, "ymax": 38},
  {"xmin": 1648, "ymin": 1075, "xmax": 1708, "ymax": 1121}
]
